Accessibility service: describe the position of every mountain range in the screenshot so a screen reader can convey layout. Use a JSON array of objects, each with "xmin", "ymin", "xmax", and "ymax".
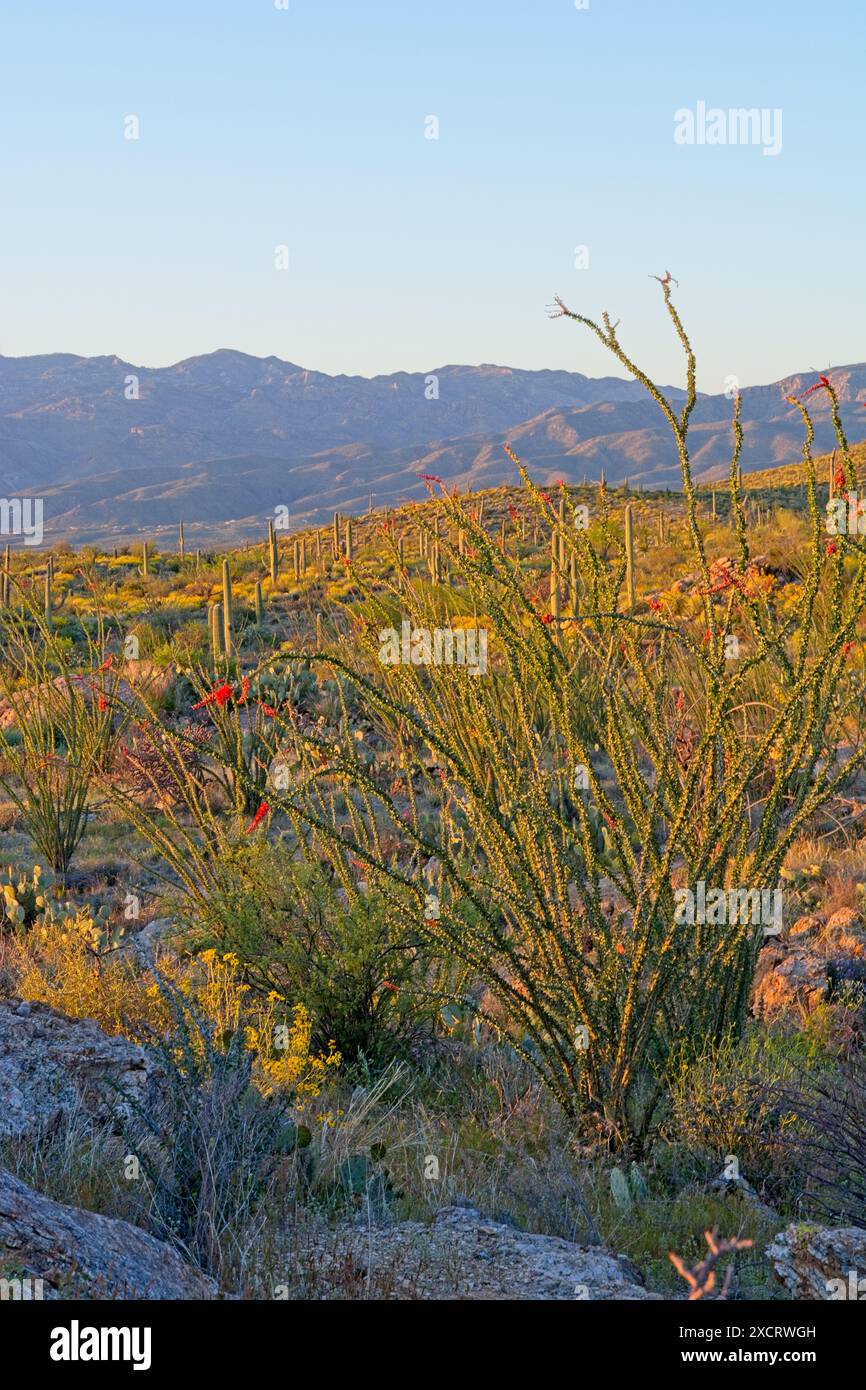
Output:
[{"xmin": 1, "ymin": 350, "xmax": 864, "ymax": 546}]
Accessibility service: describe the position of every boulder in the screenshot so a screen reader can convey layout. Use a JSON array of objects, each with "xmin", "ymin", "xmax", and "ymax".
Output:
[
  {"xmin": 0, "ymin": 1166, "xmax": 216, "ymax": 1299},
  {"xmin": 767, "ymin": 1223, "xmax": 866, "ymax": 1300},
  {"xmin": 751, "ymin": 908, "xmax": 866, "ymax": 1024},
  {"xmin": 293, "ymin": 1204, "xmax": 660, "ymax": 1300},
  {"xmin": 0, "ymin": 997, "xmax": 156, "ymax": 1141},
  {"xmin": 752, "ymin": 947, "xmax": 827, "ymax": 1021}
]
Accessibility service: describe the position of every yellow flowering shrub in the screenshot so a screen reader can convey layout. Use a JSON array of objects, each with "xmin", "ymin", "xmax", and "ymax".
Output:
[{"xmin": 16, "ymin": 931, "xmax": 339, "ymax": 1105}]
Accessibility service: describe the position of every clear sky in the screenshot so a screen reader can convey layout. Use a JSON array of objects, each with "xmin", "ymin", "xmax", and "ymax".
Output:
[{"xmin": 0, "ymin": 0, "xmax": 862, "ymax": 392}]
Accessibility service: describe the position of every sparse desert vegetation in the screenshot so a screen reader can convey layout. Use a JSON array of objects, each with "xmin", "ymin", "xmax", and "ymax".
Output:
[{"xmin": 2, "ymin": 290, "xmax": 866, "ymax": 1305}]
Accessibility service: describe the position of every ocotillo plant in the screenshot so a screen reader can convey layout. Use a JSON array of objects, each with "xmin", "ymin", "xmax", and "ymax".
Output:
[
  {"xmin": 221, "ymin": 559, "xmax": 233, "ymax": 658},
  {"xmin": 1, "ymin": 544, "xmax": 9, "ymax": 607},
  {"xmin": 255, "ymin": 281, "xmax": 866, "ymax": 1144},
  {"xmin": 254, "ymin": 579, "xmax": 264, "ymax": 626}
]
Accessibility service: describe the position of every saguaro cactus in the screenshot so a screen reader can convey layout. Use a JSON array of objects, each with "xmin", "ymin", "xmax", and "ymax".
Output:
[
  {"xmin": 44, "ymin": 562, "xmax": 54, "ymax": 626},
  {"xmin": 549, "ymin": 527, "xmax": 561, "ymax": 623},
  {"xmin": 221, "ymin": 558, "xmax": 233, "ymax": 657},
  {"xmin": 624, "ymin": 503, "xmax": 636, "ymax": 612},
  {"xmin": 178, "ymin": 520, "xmax": 185, "ymax": 561},
  {"xmin": 268, "ymin": 519, "xmax": 279, "ymax": 584},
  {"xmin": 344, "ymin": 517, "xmax": 354, "ymax": 563},
  {"xmin": 333, "ymin": 511, "xmax": 341, "ymax": 558},
  {"xmin": 142, "ymin": 541, "xmax": 150, "ymax": 577},
  {"xmin": 210, "ymin": 602, "xmax": 223, "ymax": 661}
]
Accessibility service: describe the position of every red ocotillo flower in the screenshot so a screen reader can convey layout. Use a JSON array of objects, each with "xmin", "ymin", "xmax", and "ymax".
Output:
[
  {"xmin": 260, "ymin": 703, "xmax": 277, "ymax": 718},
  {"xmin": 237, "ymin": 676, "xmax": 250, "ymax": 706},
  {"xmin": 193, "ymin": 682, "xmax": 233, "ymax": 709},
  {"xmin": 800, "ymin": 375, "xmax": 831, "ymax": 400},
  {"xmin": 97, "ymin": 694, "xmax": 108, "ymax": 712},
  {"xmin": 826, "ymin": 540, "xmax": 839, "ymax": 556},
  {"xmin": 246, "ymin": 801, "xmax": 269, "ymax": 833}
]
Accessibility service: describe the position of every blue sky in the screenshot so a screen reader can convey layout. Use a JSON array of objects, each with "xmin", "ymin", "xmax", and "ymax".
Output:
[{"xmin": 0, "ymin": 0, "xmax": 862, "ymax": 391}]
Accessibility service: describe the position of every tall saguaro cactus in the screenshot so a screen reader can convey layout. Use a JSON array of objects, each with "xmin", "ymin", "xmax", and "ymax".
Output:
[
  {"xmin": 267, "ymin": 519, "xmax": 279, "ymax": 585},
  {"xmin": 344, "ymin": 516, "xmax": 354, "ymax": 563},
  {"xmin": 178, "ymin": 520, "xmax": 185, "ymax": 561},
  {"xmin": 221, "ymin": 558, "xmax": 233, "ymax": 657},
  {"xmin": 624, "ymin": 503, "xmax": 636, "ymax": 612},
  {"xmin": 44, "ymin": 561, "xmax": 54, "ymax": 627},
  {"xmin": 333, "ymin": 511, "xmax": 341, "ymax": 558},
  {"xmin": 210, "ymin": 602, "xmax": 223, "ymax": 661},
  {"xmin": 142, "ymin": 541, "xmax": 150, "ymax": 577},
  {"xmin": 549, "ymin": 526, "xmax": 561, "ymax": 623}
]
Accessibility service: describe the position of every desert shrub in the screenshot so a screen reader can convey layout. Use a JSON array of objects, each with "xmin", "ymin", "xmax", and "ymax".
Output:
[
  {"xmin": 668, "ymin": 1027, "xmax": 832, "ymax": 1200},
  {"xmin": 771, "ymin": 1061, "xmax": 866, "ymax": 1226},
  {"xmin": 189, "ymin": 842, "xmax": 444, "ymax": 1072},
  {"xmin": 0, "ymin": 601, "xmax": 129, "ymax": 879},
  {"xmin": 121, "ymin": 975, "xmax": 301, "ymax": 1279},
  {"xmin": 15, "ymin": 921, "xmax": 340, "ymax": 1100},
  {"xmin": 14, "ymin": 912, "xmax": 172, "ymax": 1037}
]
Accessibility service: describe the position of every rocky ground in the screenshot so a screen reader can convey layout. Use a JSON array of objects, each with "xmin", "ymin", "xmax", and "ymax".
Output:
[{"xmin": 0, "ymin": 991, "xmax": 863, "ymax": 1301}]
